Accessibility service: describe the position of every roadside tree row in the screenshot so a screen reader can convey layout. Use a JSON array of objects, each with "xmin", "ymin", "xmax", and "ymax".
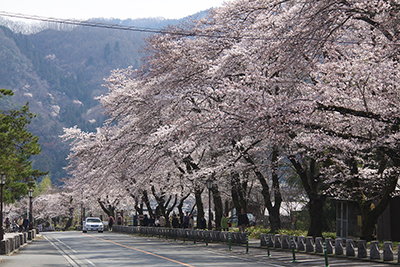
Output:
[{"xmin": 62, "ymin": 0, "xmax": 400, "ymax": 240}]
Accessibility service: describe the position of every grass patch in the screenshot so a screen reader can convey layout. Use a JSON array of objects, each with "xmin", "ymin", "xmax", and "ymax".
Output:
[{"xmin": 242, "ymin": 227, "xmax": 336, "ymax": 240}]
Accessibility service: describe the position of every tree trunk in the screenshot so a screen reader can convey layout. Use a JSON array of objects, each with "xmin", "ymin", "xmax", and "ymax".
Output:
[
  {"xmin": 269, "ymin": 147, "xmax": 282, "ymax": 231},
  {"xmin": 64, "ymin": 197, "xmax": 74, "ymax": 230},
  {"xmin": 288, "ymin": 155, "xmax": 324, "ymax": 237},
  {"xmin": 231, "ymin": 172, "xmax": 248, "ymax": 212},
  {"xmin": 64, "ymin": 206, "xmax": 74, "ymax": 230},
  {"xmin": 254, "ymin": 166, "xmax": 280, "ymax": 232},
  {"xmin": 243, "ymin": 150, "xmax": 282, "ymax": 232},
  {"xmin": 97, "ymin": 199, "xmax": 116, "ymax": 218},
  {"xmin": 194, "ymin": 188, "xmax": 204, "ymax": 227},
  {"xmin": 212, "ymin": 184, "xmax": 223, "ymax": 230},
  {"xmin": 360, "ymin": 204, "xmax": 378, "ymax": 241},
  {"xmin": 268, "ymin": 206, "xmax": 280, "ymax": 233},
  {"xmin": 354, "ymin": 153, "xmax": 398, "ymax": 241},
  {"xmin": 134, "ymin": 202, "xmax": 144, "ymax": 215},
  {"xmin": 359, "ymin": 176, "xmax": 397, "ymax": 241},
  {"xmin": 307, "ymin": 197, "xmax": 326, "ymax": 237},
  {"xmin": 152, "ymin": 186, "xmax": 166, "ymax": 218},
  {"xmin": 64, "ymin": 217, "xmax": 73, "ymax": 230},
  {"xmin": 142, "ymin": 190, "xmax": 153, "ymax": 217},
  {"xmin": 224, "ymin": 200, "xmax": 230, "ymax": 215},
  {"xmin": 177, "ymin": 193, "xmax": 191, "ymax": 218}
]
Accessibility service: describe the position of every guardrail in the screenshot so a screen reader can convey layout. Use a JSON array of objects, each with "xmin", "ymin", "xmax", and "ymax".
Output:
[
  {"xmin": 112, "ymin": 225, "xmax": 248, "ymax": 245},
  {"xmin": 113, "ymin": 226, "xmax": 400, "ymax": 264},
  {"xmin": 0, "ymin": 229, "xmax": 36, "ymax": 254},
  {"xmin": 260, "ymin": 234, "xmax": 399, "ymax": 263}
]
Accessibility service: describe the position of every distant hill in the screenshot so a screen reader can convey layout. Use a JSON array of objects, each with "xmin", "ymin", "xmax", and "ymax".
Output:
[{"xmin": 0, "ymin": 13, "xmax": 207, "ymax": 185}]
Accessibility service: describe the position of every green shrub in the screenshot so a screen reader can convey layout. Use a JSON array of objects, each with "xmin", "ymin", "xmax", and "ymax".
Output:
[
  {"xmin": 245, "ymin": 226, "xmax": 271, "ymax": 239},
  {"xmin": 241, "ymin": 227, "xmax": 336, "ymax": 240},
  {"xmin": 276, "ymin": 229, "xmax": 307, "ymax": 237},
  {"xmin": 322, "ymin": 232, "xmax": 336, "ymax": 239}
]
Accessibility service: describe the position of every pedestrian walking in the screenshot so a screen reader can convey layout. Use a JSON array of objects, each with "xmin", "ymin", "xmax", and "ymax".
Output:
[
  {"xmin": 238, "ymin": 208, "xmax": 249, "ymax": 233},
  {"xmin": 189, "ymin": 214, "xmax": 194, "ymax": 229},
  {"xmin": 149, "ymin": 215, "xmax": 155, "ymax": 226},
  {"xmin": 221, "ymin": 213, "xmax": 229, "ymax": 231},
  {"xmin": 199, "ymin": 216, "xmax": 206, "ymax": 229},
  {"xmin": 182, "ymin": 212, "xmax": 190, "ymax": 228},
  {"xmin": 22, "ymin": 217, "xmax": 29, "ymax": 232},
  {"xmin": 108, "ymin": 215, "xmax": 114, "ymax": 231},
  {"xmin": 17, "ymin": 217, "xmax": 23, "ymax": 232},
  {"xmin": 116, "ymin": 214, "xmax": 124, "ymax": 225},
  {"xmin": 159, "ymin": 215, "xmax": 166, "ymax": 227},
  {"xmin": 143, "ymin": 215, "xmax": 149, "ymax": 226},
  {"xmin": 12, "ymin": 219, "xmax": 19, "ymax": 232},
  {"xmin": 5, "ymin": 218, "xmax": 10, "ymax": 232},
  {"xmin": 172, "ymin": 213, "xmax": 179, "ymax": 228}
]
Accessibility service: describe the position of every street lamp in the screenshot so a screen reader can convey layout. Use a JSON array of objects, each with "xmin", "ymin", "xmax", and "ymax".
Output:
[
  {"xmin": 81, "ymin": 201, "xmax": 83, "ymax": 229},
  {"xmin": 0, "ymin": 173, "xmax": 6, "ymax": 240},
  {"xmin": 206, "ymin": 179, "xmax": 213, "ymax": 230},
  {"xmin": 28, "ymin": 189, "xmax": 33, "ymax": 230}
]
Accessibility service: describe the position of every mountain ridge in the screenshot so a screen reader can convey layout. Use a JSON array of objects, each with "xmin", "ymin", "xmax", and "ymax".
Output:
[{"xmin": 0, "ymin": 11, "xmax": 208, "ymax": 184}]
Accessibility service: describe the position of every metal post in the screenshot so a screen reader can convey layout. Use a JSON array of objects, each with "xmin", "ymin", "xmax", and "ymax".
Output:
[
  {"xmin": 29, "ymin": 196, "xmax": 32, "ymax": 229},
  {"xmin": 194, "ymin": 229, "xmax": 197, "ymax": 244},
  {"xmin": 246, "ymin": 233, "xmax": 249, "ymax": 254},
  {"xmin": 206, "ymin": 179, "xmax": 213, "ymax": 230},
  {"xmin": 206, "ymin": 230, "xmax": 209, "ymax": 246},
  {"xmin": 291, "ymin": 237, "xmax": 297, "ymax": 263},
  {"xmin": 324, "ymin": 241, "xmax": 329, "ymax": 267},
  {"xmin": 208, "ymin": 193, "xmax": 212, "ymax": 230},
  {"xmin": 0, "ymin": 183, "xmax": 3, "ymax": 240},
  {"xmin": 267, "ymin": 235, "xmax": 271, "ymax": 257},
  {"xmin": 28, "ymin": 189, "xmax": 33, "ymax": 230},
  {"xmin": 228, "ymin": 231, "xmax": 232, "ymax": 251},
  {"xmin": 80, "ymin": 202, "xmax": 83, "ymax": 229},
  {"xmin": 183, "ymin": 229, "xmax": 186, "ymax": 243}
]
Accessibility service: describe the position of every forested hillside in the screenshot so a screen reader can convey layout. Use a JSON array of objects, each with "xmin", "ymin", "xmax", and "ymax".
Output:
[{"xmin": 0, "ymin": 16, "xmax": 185, "ymax": 184}]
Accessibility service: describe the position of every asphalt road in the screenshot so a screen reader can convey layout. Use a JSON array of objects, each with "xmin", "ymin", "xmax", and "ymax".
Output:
[{"xmin": 0, "ymin": 231, "xmax": 392, "ymax": 266}]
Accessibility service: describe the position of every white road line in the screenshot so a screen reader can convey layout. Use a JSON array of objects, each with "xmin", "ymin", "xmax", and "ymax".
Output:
[
  {"xmin": 206, "ymin": 249, "xmax": 287, "ymax": 267},
  {"xmin": 86, "ymin": 259, "xmax": 96, "ymax": 266},
  {"xmin": 44, "ymin": 235, "xmax": 79, "ymax": 267},
  {"xmin": 44, "ymin": 235, "xmax": 91, "ymax": 267},
  {"xmin": 55, "ymin": 237, "xmax": 78, "ymax": 253}
]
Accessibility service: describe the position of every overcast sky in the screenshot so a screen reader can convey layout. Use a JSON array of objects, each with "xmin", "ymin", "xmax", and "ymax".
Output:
[{"xmin": 0, "ymin": 0, "xmax": 229, "ymax": 21}]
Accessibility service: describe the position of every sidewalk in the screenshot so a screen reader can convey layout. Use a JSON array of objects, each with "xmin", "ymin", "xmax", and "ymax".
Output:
[
  {"xmin": 0, "ymin": 234, "xmax": 74, "ymax": 267},
  {"xmin": 0, "ymin": 230, "xmax": 37, "ymax": 255},
  {"xmin": 132, "ymin": 234, "xmax": 394, "ymax": 266},
  {"xmin": 244, "ymin": 238, "xmax": 399, "ymax": 266}
]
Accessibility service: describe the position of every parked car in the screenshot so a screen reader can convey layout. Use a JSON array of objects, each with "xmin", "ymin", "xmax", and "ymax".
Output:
[
  {"xmin": 247, "ymin": 214, "xmax": 256, "ymax": 226},
  {"xmin": 83, "ymin": 217, "xmax": 104, "ymax": 233},
  {"xmin": 229, "ymin": 214, "xmax": 256, "ymax": 226}
]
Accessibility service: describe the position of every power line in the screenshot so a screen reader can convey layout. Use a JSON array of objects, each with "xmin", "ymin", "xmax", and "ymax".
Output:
[
  {"xmin": 0, "ymin": 11, "xmax": 178, "ymax": 34},
  {"xmin": 0, "ymin": 11, "xmax": 399, "ymax": 46},
  {"xmin": 0, "ymin": 11, "xmax": 237, "ymax": 39}
]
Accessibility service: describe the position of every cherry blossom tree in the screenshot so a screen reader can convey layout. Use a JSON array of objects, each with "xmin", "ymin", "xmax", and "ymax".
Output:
[
  {"xmin": 227, "ymin": 0, "xmax": 400, "ymax": 239},
  {"xmin": 281, "ymin": 0, "xmax": 400, "ymax": 240},
  {"xmin": 61, "ymin": 0, "xmax": 400, "ymax": 240}
]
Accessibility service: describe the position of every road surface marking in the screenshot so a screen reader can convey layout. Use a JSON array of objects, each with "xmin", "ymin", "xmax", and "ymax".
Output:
[
  {"xmin": 86, "ymin": 259, "xmax": 96, "ymax": 266},
  {"xmin": 44, "ymin": 235, "xmax": 87, "ymax": 267},
  {"xmin": 83, "ymin": 233, "xmax": 195, "ymax": 267},
  {"xmin": 55, "ymin": 237, "xmax": 78, "ymax": 253}
]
